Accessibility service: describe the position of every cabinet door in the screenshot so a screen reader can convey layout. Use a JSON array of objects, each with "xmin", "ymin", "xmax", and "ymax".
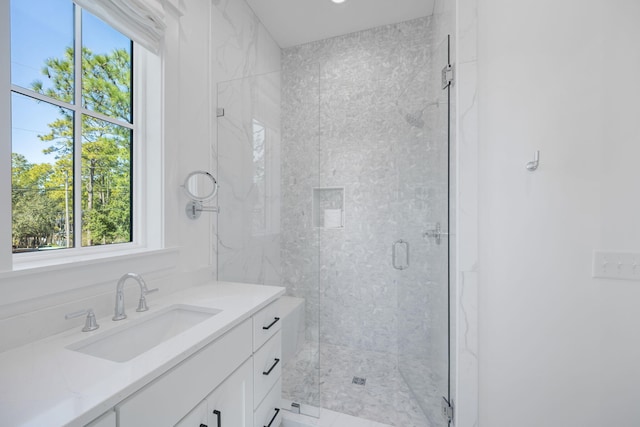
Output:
[
  {"xmin": 118, "ymin": 319, "xmax": 252, "ymax": 427},
  {"xmin": 85, "ymin": 410, "xmax": 116, "ymax": 427},
  {"xmin": 175, "ymin": 400, "xmax": 207, "ymax": 427},
  {"xmin": 254, "ymin": 378, "xmax": 282, "ymax": 427},
  {"xmin": 207, "ymin": 358, "xmax": 253, "ymax": 427}
]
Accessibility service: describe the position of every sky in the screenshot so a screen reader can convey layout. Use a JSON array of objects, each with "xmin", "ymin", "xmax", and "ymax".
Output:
[{"xmin": 10, "ymin": 0, "xmax": 130, "ymax": 165}]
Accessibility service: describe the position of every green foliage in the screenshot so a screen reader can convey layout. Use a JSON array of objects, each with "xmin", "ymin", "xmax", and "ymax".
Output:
[
  {"xmin": 11, "ymin": 153, "xmax": 65, "ymax": 248},
  {"xmin": 12, "ymin": 194, "xmax": 59, "ymax": 248},
  {"xmin": 12, "ymin": 46, "xmax": 132, "ymax": 251},
  {"xmin": 81, "ymin": 47, "xmax": 131, "ymax": 120}
]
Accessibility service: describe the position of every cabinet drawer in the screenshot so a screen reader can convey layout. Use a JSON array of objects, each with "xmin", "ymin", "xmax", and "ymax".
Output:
[
  {"xmin": 117, "ymin": 319, "xmax": 252, "ymax": 427},
  {"xmin": 254, "ymin": 379, "xmax": 282, "ymax": 427},
  {"xmin": 253, "ymin": 330, "xmax": 282, "ymax": 409},
  {"xmin": 253, "ymin": 300, "xmax": 281, "ymax": 351}
]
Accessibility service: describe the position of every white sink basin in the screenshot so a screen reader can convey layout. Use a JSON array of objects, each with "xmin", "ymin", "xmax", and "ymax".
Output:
[{"xmin": 67, "ymin": 304, "xmax": 221, "ymax": 362}]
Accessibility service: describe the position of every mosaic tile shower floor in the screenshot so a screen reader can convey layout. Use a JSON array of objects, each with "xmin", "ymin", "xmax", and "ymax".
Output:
[{"xmin": 282, "ymin": 341, "xmax": 433, "ymax": 427}]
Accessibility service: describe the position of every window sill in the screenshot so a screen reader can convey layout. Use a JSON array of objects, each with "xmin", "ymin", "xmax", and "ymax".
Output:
[
  {"xmin": 11, "ymin": 245, "xmax": 162, "ymax": 271},
  {"xmin": 0, "ymin": 247, "xmax": 179, "ymax": 307}
]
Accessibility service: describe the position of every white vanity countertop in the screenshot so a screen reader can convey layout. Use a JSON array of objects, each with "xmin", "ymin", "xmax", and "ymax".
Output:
[{"xmin": 0, "ymin": 281, "xmax": 285, "ymax": 427}]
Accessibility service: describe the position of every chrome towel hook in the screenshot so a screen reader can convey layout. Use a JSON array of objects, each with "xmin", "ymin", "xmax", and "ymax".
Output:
[{"xmin": 526, "ymin": 150, "xmax": 540, "ymax": 171}]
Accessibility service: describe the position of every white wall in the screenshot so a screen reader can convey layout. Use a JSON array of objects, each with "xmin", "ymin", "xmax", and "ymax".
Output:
[
  {"xmin": 455, "ymin": 0, "xmax": 479, "ymax": 422},
  {"xmin": 598, "ymin": 2, "xmax": 640, "ymax": 424},
  {"xmin": 477, "ymin": 0, "xmax": 640, "ymax": 426},
  {"xmin": 170, "ymin": 0, "xmax": 216, "ymax": 273}
]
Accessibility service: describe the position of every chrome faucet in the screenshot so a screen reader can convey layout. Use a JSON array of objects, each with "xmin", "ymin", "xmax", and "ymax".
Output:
[{"xmin": 113, "ymin": 273, "xmax": 159, "ymax": 321}]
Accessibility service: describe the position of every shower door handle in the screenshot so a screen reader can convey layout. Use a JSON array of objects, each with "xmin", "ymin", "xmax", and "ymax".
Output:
[{"xmin": 392, "ymin": 240, "xmax": 409, "ymax": 270}]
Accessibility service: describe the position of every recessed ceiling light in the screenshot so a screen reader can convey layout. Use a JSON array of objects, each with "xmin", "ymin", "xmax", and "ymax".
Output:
[{"xmin": 332, "ymin": 0, "xmax": 346, "ymax": 4}]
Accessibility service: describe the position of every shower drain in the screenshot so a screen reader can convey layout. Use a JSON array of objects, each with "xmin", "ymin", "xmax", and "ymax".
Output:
[{"xmin": 352, "ymin": 376, "xmax": 367, "ymax": 386}]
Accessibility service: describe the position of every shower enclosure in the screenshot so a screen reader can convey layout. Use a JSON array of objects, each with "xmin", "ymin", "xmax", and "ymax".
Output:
[{"xmin": 216, "ymin": 16, "xmax": 453, "ymax": 427}]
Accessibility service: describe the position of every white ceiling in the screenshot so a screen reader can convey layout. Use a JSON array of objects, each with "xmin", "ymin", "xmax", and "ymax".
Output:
[{"xmin": 245, "ymin": 0, "xmax": 435, "ymax": 48}]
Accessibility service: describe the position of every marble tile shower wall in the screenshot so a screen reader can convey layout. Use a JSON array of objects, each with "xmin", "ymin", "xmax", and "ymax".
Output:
[
  {"xmin": 281, "ymin": 60, "xmax": 320, "ymax": 327},
  {"xmin": 282, "ymin": 18, "xmax": 449, "ymax": 360}
]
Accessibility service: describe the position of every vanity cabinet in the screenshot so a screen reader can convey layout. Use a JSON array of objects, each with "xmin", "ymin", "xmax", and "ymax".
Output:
[
  {"xmin": 114, "ymin": 298, "xmax": 283, "ymax": 427},
  {"xmin": 117, "ymin": 318, "xmax": 252, "ymax": 427},
  {"xmin": 175, "ymin": 358, "xmax": 253, "ymax": 427},
  {"xmin": 0, "ymin": 283, "xmax": 286, "ymax": 427}
]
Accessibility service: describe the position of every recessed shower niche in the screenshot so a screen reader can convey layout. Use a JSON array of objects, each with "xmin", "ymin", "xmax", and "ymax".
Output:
[{"xmin": 312, "ymin": 187, "xmax": 344, "ymax": 229}]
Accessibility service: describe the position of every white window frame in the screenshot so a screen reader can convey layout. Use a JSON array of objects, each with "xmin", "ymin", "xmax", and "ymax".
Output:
[{"xmin": 0, "ymin": 0, "xmax": 170, "ymax": 299}]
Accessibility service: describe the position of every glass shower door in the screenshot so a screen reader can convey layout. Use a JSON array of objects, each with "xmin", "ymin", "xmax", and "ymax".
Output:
[
  {"xmin": 216, "ymin": 72, "xmax": 282, "ymax": 285},
  {"xmin": 312, "ymin": 23, "xmax": 452, "ymax": 426},
  {"xmin": 217, "ymin": 68, "xmax": 322, "ymax": 417},
  {"xmin": 397, "ymin": 34, "xmax": 452, "ymax": 426}
]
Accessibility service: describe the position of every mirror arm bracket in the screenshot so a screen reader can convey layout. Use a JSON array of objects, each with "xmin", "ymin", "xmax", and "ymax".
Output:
[{"xmin": 185, "ymin": 200, "xmax": 220, "ymax": 220}]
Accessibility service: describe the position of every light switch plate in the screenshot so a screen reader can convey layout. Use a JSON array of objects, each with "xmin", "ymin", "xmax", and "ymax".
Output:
[{"xmin": 593, "ymin": 251, "xmax": 640, "ymax": 281}]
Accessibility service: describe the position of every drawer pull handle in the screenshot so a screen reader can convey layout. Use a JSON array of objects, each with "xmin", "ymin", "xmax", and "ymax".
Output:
[
  {"xmin": 264, "ymin": 408, "xmax": 280, "ymax": 427},
  {"xmin": 199, "ymin": 424, "xmax": 208, "ymax": 427},
  {"xmin": 262, "ymin": 358, "xmax": 280, "ymax": 376},
  {"xmin": 212, "ymin": 409, "xmax": 221, "ymax": 427},
  {"xmin": 262, "ymin": 317, "xmax": 280, "ymax": 330}
]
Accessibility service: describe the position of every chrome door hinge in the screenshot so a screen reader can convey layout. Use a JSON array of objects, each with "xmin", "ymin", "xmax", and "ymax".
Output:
[
  {"xmin": 216, "ymin": 108, "xmax": 225, "ymax": 117},
  {"xmin": 441, "ymin": 397, "xmax": 454, "ymax": 424},
  {"xmin": 442, "ymin": 64, "xmax": 454, "ymax": 89}
]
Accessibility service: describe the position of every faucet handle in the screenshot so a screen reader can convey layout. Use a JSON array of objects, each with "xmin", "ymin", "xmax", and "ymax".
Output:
[
  {"xmin": 136, "ymin": 288, "xmax": 159, "ymax": 312},
  {"xmin": 65, "ymin": 308, "xmax": 100, "ymax": 332}
]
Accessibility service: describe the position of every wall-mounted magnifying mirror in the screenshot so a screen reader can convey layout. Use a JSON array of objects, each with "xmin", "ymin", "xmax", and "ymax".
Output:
[
  {"xmin": 183, "ymin": 171, "xmax": 218, "ymax": 201},
  {"xmin": 182, "ymin": 171, "xmax": 219, "ymax": 219}
]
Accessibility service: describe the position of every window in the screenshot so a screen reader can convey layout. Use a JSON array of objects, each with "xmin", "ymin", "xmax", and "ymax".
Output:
[{"xmin": 10, "ymin": 0, "xmax": 134, "ymax": 253}]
